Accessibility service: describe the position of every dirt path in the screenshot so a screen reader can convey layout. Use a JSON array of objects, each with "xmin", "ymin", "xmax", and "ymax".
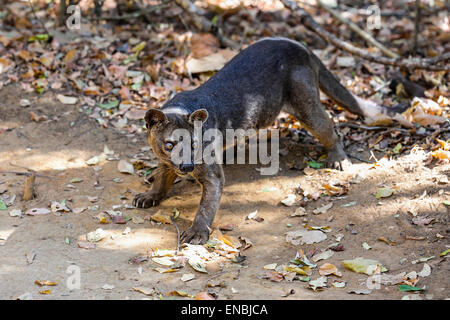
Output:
[{"xmin": 0, "ymin": 85, "xmax": 448, "ymax": 300}]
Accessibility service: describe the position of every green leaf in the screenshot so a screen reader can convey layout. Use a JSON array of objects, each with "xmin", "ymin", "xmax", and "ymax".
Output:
[
  {"xmin": 411, "ymin": 256, "xmax": 434, "ymax": 264},
  {"xmin": 342, "ymin": 258, "xmax": 382, "ymax": 275},
  {"xmin": 443, "ymin": 200, "xmax": 450, "ymax": 206},
  {"xmin": 398, "ymin": 284, "xmax": 424, "ymax": 292},
  {"xmin": 97, "ymin": 100, "xmax": 119, "ymax": 110},
  {"xmin": 65, "ymin": 237, "xmax": 70, "ymax": 245},
  {"xmin": 299, "ymin": 276, "xmax": 310, "ymax": 282},
  {"xmin": 144, "ymin": 169, "xmax": 153, "ymax": 177},
  {"xmin": 28, "ymin": 34, "xmax": 49, "ymax": 42},
  {"xmin": 362, "ymin": 242, "xmax": 371, "ymax": 250},
  {"xmin": 211, "ymin": 15, "xmax": 218, "ymax": 26},
  {"xmin": 440, "ymin": 249, "xmax": 450, "ymax": 257},
  {"xmin": 285, "ymin": 266, "xmax": 309, "ymax": 276},
  {"xmin": 376, "ymin": 187, "xmax": 395, "ymax": 199},
  {"xmin": 123, "ymin": 55, "xmax": 137, "ymax": 65},
  {"xmin": 0, "ymin": 199, "xmax": 7, "ymax": 210},
  {"xmin": 392, "ymin": 143, "xmax": 402, "ymax": 154},
  {"xmin": 132, "ymin": 41, "xmax": 146, "ymax": 54},
  {"xmin": 307, "ymin": 161, "xmax": 324, "ymax": 169},
  {"xmin": 131, "ymin": 82, "xmax": 142, "ymax": 91}
]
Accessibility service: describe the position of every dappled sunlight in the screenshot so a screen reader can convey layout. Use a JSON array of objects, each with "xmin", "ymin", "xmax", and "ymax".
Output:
[
  {"xmin": 0, "ymin": 148, "xmax": 97, "ymax": 171},
  {"xmin": 0, "ymin": 227, "xmax": 15, "ymax": 245},
  {"xmin": 77, "ymin": 227, "xmax": 176, "ymax": 251}
]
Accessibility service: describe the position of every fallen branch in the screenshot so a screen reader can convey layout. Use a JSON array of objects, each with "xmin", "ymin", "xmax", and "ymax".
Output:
[
  {"xmin": 317, "ymin": 0, "xmax": 399, "ymax": 58},
  {"xmin": 0, "ymin": 171, "xmax": 52, "ymax": 178},
  {"xmin": 89, "ymin": 2, "xmax": 170, "ymax": 21},
  {"xmin": 280, "ymin": 0, "xmax": 449, "ymax": 71},
  {"xmin": 413, "ymin": 0, "xmax": 421, "ymax": 53},
  {"xmin": 338, "ymin": 122, "xmax": 413, "ymax": 134},
  {"xmin": 174, "ymin": 0, "xmax": 239, "ymax": 50},
  {"xmin": 27, "ymin": 0, "xmax": 50, "ymax": 34}
]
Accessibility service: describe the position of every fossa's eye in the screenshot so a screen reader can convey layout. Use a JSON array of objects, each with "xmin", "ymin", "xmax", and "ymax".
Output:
[{"xmin": 164, "ymin": 142, "xmax": 174, "ymax": 151}]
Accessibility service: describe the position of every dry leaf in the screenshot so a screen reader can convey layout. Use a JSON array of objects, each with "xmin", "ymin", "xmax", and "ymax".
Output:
[
  {"xmin": 132, "ymin": 287, "xmax": 155, "ymax": 296},
  {"xmin": 56, "ymin": 94, "xmax": 78, "ymax": 105},
  {"xmin": 118, "ymin": 160, "xmax": 134, "ymax": 174},
  {"xmin": 39, "ymin": 290, "xmax": 51, "ymax": 295},
  {"xmin": 35, "ymin": 280, "xmax": 58, "ymax": 286},
  {"xmin": 25, "ymin": 208, "xmax": 51, "ymax": 216},
  {"xmin": 150, "ymin": 211, "xmax": 172, "ymax": 224},
  {"xmin": 190, "ymin": 33, "xmax": 220, "ymax": 59},
  {"xmin": 186, "ymin": 49, "xmax": 237, "ymax": 73},
  {"xmin": 319, "ymin": 263, "xmax": 342, "ymax": 277},
  {"xmin": 265, "ymin": 271, "xmax": 284, "ymax": 282},
  {"xmin": 312, "ymin": 202, "xmax": 333, "ymax": 215},
  {"xmin": 195, "ymin": 292, "xmax": 215, "ymax": 300},
  {"xmin": 78, "ymin": 241, "xmax": 95, "ymax": 249}
]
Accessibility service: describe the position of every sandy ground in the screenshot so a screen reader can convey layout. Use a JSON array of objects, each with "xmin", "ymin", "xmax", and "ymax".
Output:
[{"xmin": 0, "ymin": 84, "xmax": 448, "ymax": 300}]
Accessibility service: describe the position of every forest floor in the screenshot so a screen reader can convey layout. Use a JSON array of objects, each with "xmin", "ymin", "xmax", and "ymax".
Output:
[{"xmin": 0, "ymin": 83, "xmax": 448, "ymax": 300}]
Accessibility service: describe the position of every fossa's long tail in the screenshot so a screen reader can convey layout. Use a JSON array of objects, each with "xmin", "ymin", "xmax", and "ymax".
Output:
[{"xmin": 311, "ymin": 53, "xmax": 413, "ymax": 128}]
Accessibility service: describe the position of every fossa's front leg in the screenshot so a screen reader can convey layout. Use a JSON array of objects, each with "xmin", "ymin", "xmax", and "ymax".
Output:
[
  {"xmin": 181, "ymin": 163, "xmax": 224, "ymax": 244},
  {"xmin": 133, "ymin": 162, "xmax": 177, "ymax": 208}
]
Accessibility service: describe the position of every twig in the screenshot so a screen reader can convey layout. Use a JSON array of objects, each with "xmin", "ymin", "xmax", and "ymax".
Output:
[
  {"xmin": 0, "ymin": 171, "xmax": 51, "ymax": 178},
  {"xmin": 317, "ymin": 0, "xmax": 399, "ymax": 58},
  {"xmin": 280, "ymin": 0, "xmax": 450, "ymax": 71},
  {"xmin": 171, "ymin": 217, "xmax": 181, "ymax": 254},
  {"xmin": 58, "ymin": 0, "xmax": 67, "ymax": 27},
  {"xmin": 6, "ymin": 162, "xmax": 56, "ymax": 178},
  {"xmin": 338, "ymin": 122, "xmax": 412, "ymax": 133},
  {"xmin": 413, "ymin": 0, "xmax": 421, "ymax": 53},
  {"xmin": 9, "ymin": 162, "xmax": 36, "ymax": 173},
  {"xmin": 27, "ymin": 0, "xmax": 50, "ymax": 34},
  {"xmin": 174, "ymin": 0, "xmax": 239, "ymax": 50},
  {"xmin": 369, "ymin": 150, "xmax": 378, "ymax": 162},
  {"xmin": 89, "ymin": 1, "xmax": 171, "ymax": 21},
  {"xmin": 297, "ymin": 1, "xmax": 411, "ymax": 17}
]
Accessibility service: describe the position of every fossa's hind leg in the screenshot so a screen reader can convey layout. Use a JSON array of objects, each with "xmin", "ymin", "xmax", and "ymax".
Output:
[{"xmin": 286, "ymin": 66, "xmax": 351, "ymax": 170}]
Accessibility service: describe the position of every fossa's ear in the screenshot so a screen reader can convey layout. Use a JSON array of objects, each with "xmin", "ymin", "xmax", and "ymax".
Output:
[
  {"xmin": 145, "ymin": 108, "xmax": 167, "ymax": 129},
  {"xmin": 189, "ymin": 108, "xmax": 209, "ymax": 124}
]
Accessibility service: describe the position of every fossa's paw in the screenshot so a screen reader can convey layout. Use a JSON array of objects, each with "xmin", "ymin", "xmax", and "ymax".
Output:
[
  {"xmin": 180, "ymin": 225, "xmax": 210, "ymax": 245},
  {"xmin": 132, "ymin": 191, "xmax": 164, "ymax": 208},
  {"xmin": 327, "ymin": 145, "xmax": 352, "ymax": 171}
]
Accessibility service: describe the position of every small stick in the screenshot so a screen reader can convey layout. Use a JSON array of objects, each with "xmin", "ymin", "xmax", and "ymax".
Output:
[
  {"xmin": 23, "ymin": 173, "xmax": 36, "ymax": 201},
  {"xmin": 171, "ymin": 216, "xmax": 181, "ymax": 254},
  {"xmin": 7, "ymin": 162, "xmax": 55, "ymax": 179},
  {"xmin": 413, "ymin": 0, "xmax": 421, "ymax": 53},
  {"xmin": 317, "ymin": 0, "xmax": 399, "ymax": 58},
  {"xmin": 89, "ymin": 2, "xmax": 171, "ymax": 21},
  {"xmin": 280, "ymin": 0, "xmax": 450, "ymax": 71},
  {"xmin": 338, "ymin": 122, "xmax": 411, "ymax": 133},
  {"xmin": 0, "ymin": 171, "xmax": 53, "ymax": 179},
  {"xmin": 27, "ymin": 0, "xmax": 50, "ymax": 35}
]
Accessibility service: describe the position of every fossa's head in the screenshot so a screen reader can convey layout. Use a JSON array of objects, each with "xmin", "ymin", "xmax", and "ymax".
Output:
[{"xmin": 144, "ymin": 108, "xmax": 208, "ymax": 174}]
